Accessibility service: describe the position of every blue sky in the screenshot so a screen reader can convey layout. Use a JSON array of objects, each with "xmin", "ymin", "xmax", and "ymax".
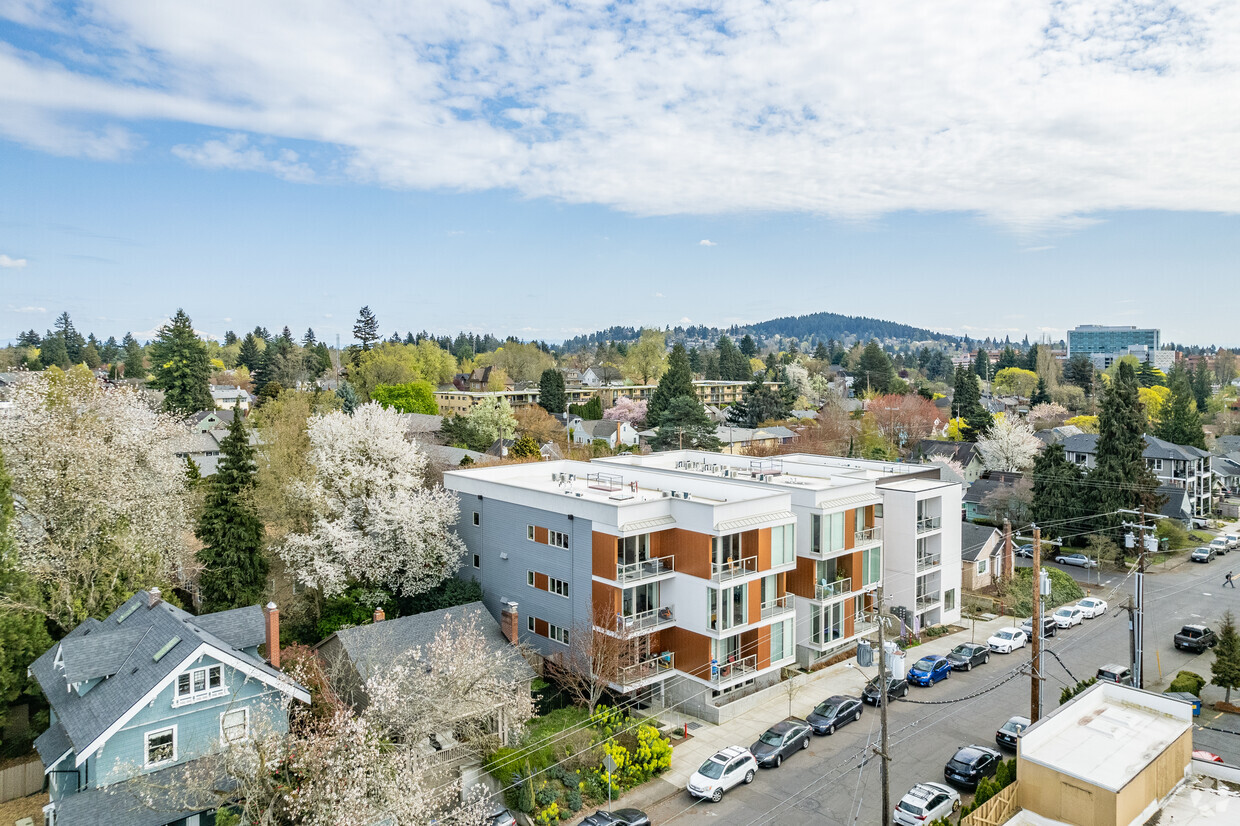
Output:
[{"xmin": 2, "ymin": 2, "xmax": 1239, "ymax": 346}]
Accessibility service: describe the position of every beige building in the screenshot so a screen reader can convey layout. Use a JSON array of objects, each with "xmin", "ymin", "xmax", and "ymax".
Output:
[{"xmin": 435, "ymin": 380, "xmax": 781, "ymax": 416}]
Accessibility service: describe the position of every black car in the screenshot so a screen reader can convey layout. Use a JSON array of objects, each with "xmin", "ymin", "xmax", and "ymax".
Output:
[
  {"xmin": 945, "ymin": 643, "xmax": 990, "ymax": 672},
  {"xmin": 943, "ymin": 745, "xmax": 1002, "ymax": 789},
  {"xmin": 862, "ymin": 676, "xmax": 909, "ymax": 706},
  {"xmin": 579, "ymin": 809, "xmax": 651, "ymax": 826},
  {"xmin": 807, "ymin": 695, "xmax": 863, "ymax": 735},
  {"xmin": 995, "ymin": 716, "xmax": 1030, "ymax": 750},
  {"xmin": 750, "ymin": 719, "xmax": 812, "ymax": 768},
  {"xmin": 1020, "ymin": 615, "xmax": 1057, "ymax": 639}
]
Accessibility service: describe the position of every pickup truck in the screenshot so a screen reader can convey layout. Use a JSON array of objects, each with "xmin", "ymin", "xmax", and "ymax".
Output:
[{"xmin": 1174, "ymin": 624, "xmax": 1217, "ymax": 653}]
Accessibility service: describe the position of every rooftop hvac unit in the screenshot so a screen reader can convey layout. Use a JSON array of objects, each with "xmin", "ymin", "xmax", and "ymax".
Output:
[{"xmin": 681, "ymin": 491, "xmax": 690, "ymax": 499}]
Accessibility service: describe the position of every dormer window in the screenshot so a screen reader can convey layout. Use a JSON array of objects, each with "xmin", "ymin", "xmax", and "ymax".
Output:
[{"xmin": 174, "ymin": 664, "xmax": 224, "ymax": 705}]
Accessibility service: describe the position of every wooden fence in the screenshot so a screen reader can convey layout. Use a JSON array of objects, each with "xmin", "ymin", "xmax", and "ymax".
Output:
[
  {"xmin": 0, "ymin": 758, "xmax": 44, "ymax": 803},
  {"xmin": 962, "ymin": 781, "xmax": 1019, "ymax": 826}
]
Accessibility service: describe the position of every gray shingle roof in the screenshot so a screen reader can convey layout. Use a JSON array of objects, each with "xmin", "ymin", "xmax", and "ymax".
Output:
[
  {"xmin": 322, "ymin": 601, "xmax": 535, "ymax": 685},
  {"xmin": 918, "ymin": 440, "xmax": 979, "ymax": 466},
  {"xmin": 51, "ymin": 759, "xmax": 234, "ymax": 826},
  {"xmin": 402, "ymin": 412, "xmax": 444, "ymax": 433},
  {"xmin": 193, "ymin": 605, "xmax": 266, "ymax": 650},
  {"xmin": 34, "ymin": 720, "xmax": 71, "ymax": 769},
  {"xmin": 1214, "ymin": 435, "xmax": 1240, "ymax": 456},
  {"xmin": 961, "ymin": 523, "xmax": 1000, "ymax": 562},
  {"xmin": 963, "ymin": 472, "xmax": 1025, "ymax": 504},
  {"xmin": 579, "ymin": 419, "xmax": 624, "ymax": 438},
  {"xmin": 30, "ymin": 591, "xmax": 304, "ymax": 766},
  {"xmin": 1157, "ymin": 485, "xmax": 1191, "ymax": 520},
  {"xmin": 1061, "ymin": 433, "xmax": 1211, "ymax": 462},
  {"xmin": 423, "ymin": 444, "xmax": 493, "ymax": 466},
  {"xmin": 59, "ymin": 626, "xmax": 150, "ymax": 683}
]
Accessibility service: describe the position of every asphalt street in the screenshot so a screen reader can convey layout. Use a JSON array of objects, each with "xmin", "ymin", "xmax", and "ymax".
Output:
[{"xmin": 645, "ymin": 553, "xmax": 1240, "ymax": 826}]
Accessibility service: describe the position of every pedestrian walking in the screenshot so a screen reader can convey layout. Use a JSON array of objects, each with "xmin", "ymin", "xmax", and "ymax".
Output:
[{"xmin": 1226, "ymin": 571, "xmax": 1236, "ymax": 589}]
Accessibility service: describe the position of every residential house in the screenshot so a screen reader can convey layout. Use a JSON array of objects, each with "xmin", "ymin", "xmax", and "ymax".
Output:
[
  {"xmin": 32, "ymin": 590, "xmax": 308, "ymax": 826},
  {"xmin": 1156, "ymin": 485, "xmax": 1192, "ymax": 524},
  {"xmin": 1213, "ymin": 455, "xmax": 1240, "ymax": 496},
  {"xmin": 208, "ymin": 385, "xmax": 253, "ymax": 411},
  {"xmin": 581, "ymin": 365, "xmax": 625, "ymax": 387},
  {"xmin": 571, "ymin": 419, "xmax": 639, "ymax": 449},
  {"xmin": 714, "ymin": 425, "xmax": 796, "ymax": 455},
  {"xmin": 916, "ymin": 440, "xmax": 985, "ymax": 484},
  {"xmin": 1062, "ymin": 433, "xmax": 1213, "ymax": 520},
  {"xmin": 960, "ymin": 523, "xmax": 1003, "ymax": 591},
  {"xmin": 423, "ymin": 444, "xmax": 493, "ymax": 468},
  {"xmin": 402, "ymin": 412, "xmax": 445, "ymax": 442},
  {"xmin": 539, "ymin": 442, "xmax": 564, "ymax": 461},
  {"xmin": 187, "ymin": 409, "xmax": 236, "ymax": 433},
  {"xmin": 1032, "ymin": 424, "xmax": 1084, "ymax": 448},
  {"xmin": 963, "ymin": 471, "xmax": 1025, "ymax": 522},
  {"xmin": 176, "ymin": 431, "xmax": 225, "ymax": 476},
  {"xmin": 1213, "ymin": 435, "xmax": 1240, "ymax": 456}
]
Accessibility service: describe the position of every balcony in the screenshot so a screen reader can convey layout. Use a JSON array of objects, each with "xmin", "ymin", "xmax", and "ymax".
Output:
[
  {"xmin": 616, "ymin": 555, "xmax": 674, "ymax": 584},
  {"xmin": 712, "ymin": 555, "xmax": 758, "ymax": 582},
  {"xmin": 916, "ymin": 516, "xmax": 942, "ymax": 534},
  {"xmin": 916, "ymin": 592, "xmax": 941, "ymax": 612},
  {"xmin": 815, "ymin": 578, "xmax": 853, "ymax": 601},
  {"xmin": 613, "ymin": 606, "xmax": 676, "ymax": 636},
  {"xmin": 852, "ymin": 613, "xmax": 880, "ymax": 638},
  {"xmin": 916, "ymin": 553, "xmax": 942, "ymax": 572},
  {"xmin": 618, "ymin": 652, "xmax": 675, "ymax": 688},
  {"xmin": 854, "ymin": 526, "xmax": 883, "ymax": 547},
  {"xmin": 759, "ymin": 594, "xmax": 795, "ymax": 620},
  {"xmin": 710, "ymin": 654, "xmax": 758, "ymax": 685}
]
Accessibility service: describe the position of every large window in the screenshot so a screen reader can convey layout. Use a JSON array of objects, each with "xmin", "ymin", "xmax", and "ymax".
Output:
[
  {"xmin": 176, "ymin": 664, "xmax": 223, "ymax": 704},
  {"xmin": 810, "ymin": 602, "xmax": 846, "ymax": 645},
  {"xmin": 713, "ymin": 533, "xmax": 743, "ymax": 565},
  {"xmin": 771, "ymin": 618, "xmax": 795, "ymax": 662},
  {"xmin": 770, "ymin": 524, "xmax": 795, "ymax": 566},
  {"xmin": 221, "ymin": 708, "xmax": 249, "ymax": 744},
  {"xmin": 145, "ymin": 726, "xmax": 176, "ymax": 767},
  {"xmin": 623, "ymin": 582, "xmax": 659, "ymax": 618},
  {"xmin": 620, "ymin": 534, "xmax": 650, "ymax": 565},
  {"xmin": 825, "ymin": 511, "xmax": 845, "ymax": 552},
  {"xmin": 708, "ymin": 584, "xmax": 748, "ymax": 631},
  {"xmin": 811, "ymin": 514, "xmax": 822, "ymax": 554},
  {"xmin": 945, "ymin": 589, "xmax": 956, "ymax": 612},
  {"xmin": 861, "ymin": 546, "xmax": 882, "ymax": 587}
]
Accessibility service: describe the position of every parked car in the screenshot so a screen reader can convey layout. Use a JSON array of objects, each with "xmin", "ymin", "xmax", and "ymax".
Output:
[
  {"xmin": 943, "ymin": 745, "xmax": 1003, "ymax": 789},
  {"xmin": 807, "ymin": 695, "xmax": 863, "ymax": 735},
  {"xmin": 488, "ymin": 809, "xmax": 518, "ymax": 826},
  {"xmin": 1096, "ymin": 663, "xmax": 1133, "ymax": 685},
  {"xmin": 862, "ymin": 676, "xmax": 910, "ymax": 706},
  {"xmin": 987, "ymin": 628, "xmax": 1028, "ymax": 653},
  {"xmin": 750, "ymin": 719, "xmax": 812, "ymax": 768},
  {"xmin": 894, "ymin": 782, "xmax": 961, "ymax": 826},
  {"xmin": 1053, "ymin": 606, "xmax": 1085, "ymax": 629},
  {"xmin": 995, "ymin": 716, "xmax": 1031, "ymax": 750},
  {"xmin": 1054, "ymin": 552, "xmax": 1096, "ymax": 568},
  {"xmin": 946, "ymin": 643, "xmax": 990, "ymax": 671},
  {"xmin": 1226, "ymin": 534, "xmax": 1240, "ymax": 551},
  {"xmin": 1174, "ymin": 624, "xmax": 1218, "ymax": 653},
  {"xmin": 1076, "ymin": 597, "xmax": 1108, "ymax": 618},
  {"xmin": 908, "ymin": 655, "xmax": 953, "ymax": 686},
  {"xmin": 580, "ymin": 809, "xmax": 651, "ymax": 826},
  {"xmin": 1194, "ymin": 546, "xmax": 1218, "ymax": 563},
  {"xmin": 1020, "ymin": 615, "xmax": 1057, "ymax": 639},
  {"xmin": 1210, "ymin": 537, "xmax": 1229, "ymax": 555},
  {"xmin": 687, "ymin": 746, "xmax": 757, "ymax": 802}
]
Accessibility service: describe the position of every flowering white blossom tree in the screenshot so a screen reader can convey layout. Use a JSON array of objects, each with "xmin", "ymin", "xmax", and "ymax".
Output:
[
  {"xmin": 278, "ymin": 402, "xmax": 466, "ymax": 597},
  {"xmin": 976, "ymin": 413, "xmax": 1043, "ymax": 472},
  {"xmin": 464, "ymin": 396, "xmax": 517, "ymax": 446},
  {"xmin": 603, "ymin": 396, "xmax": 647, "ymax": 426},
  {"xmin": 1027, "ymin": 402, "xmax": 1070, "ymax": 430},
  {"xmin": 783, "ymin": 362, "xmax": 811, "ymax": 400},
  {"xmin": 0, "ymin": 366, "xmax": 194, "ymax": 630}
]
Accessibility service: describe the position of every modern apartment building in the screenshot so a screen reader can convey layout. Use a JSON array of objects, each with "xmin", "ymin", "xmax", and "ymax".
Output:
[
  {"xmin": 444, "ymin": 451, "xmax": 962, "ymax": 720},
  {"xmin": 1067, "ymin": 325, "xmax": 1160, "ymax": 357},
  {"xmin": 1062, "ymin": 433, "xmax": 1213, "ymax": 520},
  {"xmin": 433, "ymin": 379, "xmax": 780, "ymax": 416}
]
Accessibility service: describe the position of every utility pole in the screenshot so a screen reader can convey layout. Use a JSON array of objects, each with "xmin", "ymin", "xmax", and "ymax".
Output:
[
  {"xmin": 1030, "ymin": 524, "xmax": 1043, "ymax": 723},
  {"xmin": 874, "ymin": 587, "xmax": 891, "ymax": 826},
  {"xmin": 1136, "ymin": 505, "xmax": 1147, "ymax": 689},
  {"xmin": 1121, "ymin": 595, "xmax": 1137, "ymax": 683}
]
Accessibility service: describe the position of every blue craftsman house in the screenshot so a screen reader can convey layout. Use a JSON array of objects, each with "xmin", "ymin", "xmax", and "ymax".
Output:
[{"xmin": 31, "ymin": 589, "xmax": 309, "ymax": 826}]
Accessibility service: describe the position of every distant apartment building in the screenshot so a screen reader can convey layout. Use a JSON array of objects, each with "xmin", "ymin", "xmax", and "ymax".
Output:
[
  {"xmin": 444, "ymin": 452, "xmax": 961, "ymax": 721},
  {"xmin": 434, "ymin": 379, "xmax": 779, "ymax": 416},
  {"xmin": 1062, "ymin": 433, "xmax": 1213, "ymax": 520},
  {"xmin": 1068, "ymin": 325, "xmax": 1160, "ymax": 357}
]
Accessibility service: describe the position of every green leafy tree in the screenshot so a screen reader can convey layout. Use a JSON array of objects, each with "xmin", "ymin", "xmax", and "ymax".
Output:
[
  {"xmin": 336, "ymin": 380, "xmax": 359, "ymax": 414},
  {"xmin": 372, "ymin": 381, "xmax": 438, "ymax": 415},
  {"xmin": 1212, "ymin": 611, "xmax": 1240, "ymax": 704},
  {"xmin": 648, "ymin": 343, "xmax": 695, "ymax": 424},
  {"xmin": 624, "ymin": 329, "xmax": 667, "ymax": 384},
  {"xmin": 1030, "ymin": 376, "xmax": 1052, "ymax": 406},
  {"xmin": 1060, "ymin": 677, "xmax": 1097, "ymax": 705},
  {"xmin": 353, "ymin": 305, "xmax": 381, "ymax": 352},
  {"xmin": 855, "ymin": 340, "xmax": 895, "ymax": 395},
  {"xmin": 195, "ymin": 407, "xmax": 267, "ymax": 612},
  {"xmin": 509, "ymin": 434, "xmax": 541, "ymax": 458},
  {"xmin": 81, "ymin": 342, "xmax": 102, "ymax": 369},
  {"xmin": 569, "ymin": 395, "xmax": 603, "ymax": 420},
  {"xmin": 1156, "ymin": 368, "xmax": 1206, "ymax": 449},
  {"xmin": 1089, "ymin": 360, "xmax": 1160, "ymax": 536},
  {"xmin": 1031, "ymin": 444, "xmax": 1082, "ymax": 527},
  {"xmin": 538, "ymin": 368, "xmax": 567, "ymax": 415},
  {"xmin": 149, "ymin": 309, "xmax": 213, "ymax": 413},
  {"xmin": 653, "ymin": 396, "xmax": 720, "ymax": 451}
]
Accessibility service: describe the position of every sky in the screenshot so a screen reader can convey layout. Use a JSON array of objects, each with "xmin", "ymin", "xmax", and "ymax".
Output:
[{"xmin": 2, "ymin": 1, "xmax": 1239, "ymax": 347}]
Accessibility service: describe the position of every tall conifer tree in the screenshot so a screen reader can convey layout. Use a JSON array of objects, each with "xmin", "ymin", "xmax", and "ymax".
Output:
[
  {"xmin": 149, "ymin": 309, "xmax": 213, "ymax": 413},
  {"xmin": 1089, "ymin": 361, "xmax": 1159, "ymax": 536},
  {"xmin": 1156, "ymin": 368, "xmax": 1206, "ymax": 449},
  {"xmin": 648, "ymin": 343, "xmax": 695, "ymax": 424}
]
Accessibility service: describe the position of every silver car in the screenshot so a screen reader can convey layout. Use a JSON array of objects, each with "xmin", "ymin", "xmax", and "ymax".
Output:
[{"xmin": 894, "ymin": 782, "xmax": 960, "ymax": 826}]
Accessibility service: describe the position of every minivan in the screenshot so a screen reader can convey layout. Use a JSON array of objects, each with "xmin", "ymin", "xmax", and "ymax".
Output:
[{"xmin": 1096, "ymin": 663, "xmax": 1133, "ymax": 685}]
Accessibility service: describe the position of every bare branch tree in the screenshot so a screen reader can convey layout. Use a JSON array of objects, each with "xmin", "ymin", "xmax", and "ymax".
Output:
[{"xmin": 553, "ymin": 602, "xmax": 640, "ymax": 714}]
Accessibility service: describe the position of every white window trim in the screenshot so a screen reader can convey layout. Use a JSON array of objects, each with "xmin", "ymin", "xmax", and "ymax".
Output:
[
  {"xmin": 527, "ymin": 615, "xmax": 535, "ymax": 632},
  {"xmin": 472, "ymin": 511, "xmax": 480, "ymax": 526},
  {"xmin": 173, "ymin": 664, "xmax": 227, "ymax": 708},
  {"xmin": 220, "ymin": 707, "xmax": 251, "ymax": 745},
  {"xmin": 472, "ymin": 554, "xmax": 480, "ymax": 569},
  {"xmin": 527, "ymin": 525, "xmax": 535, "ymax": 541},
  {"xmin": 144, "ymin": 725, "xmax": 177, "ymax": 769},
  {"xmin": 549, "ymin": 577, "xmax": 570, "ymax": 598},
  {"xmin": 527, "ymin": 570, "xmax": 535, "ymax": 587}
]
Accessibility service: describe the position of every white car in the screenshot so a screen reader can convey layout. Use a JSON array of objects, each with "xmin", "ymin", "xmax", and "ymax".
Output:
[
  {"xmin": 1054, "ymin": 553, "xmax": 1096, "ymax": 568},
  {"xmin": 894, "ymin": 782, "xmax": 961, "ymax": 826},
  {"xmin": 987, "ymin": 628, "xmax": 1028, "ymax": 653},
  {"xmin": 1210, "ymin": 538, "xmax": 1229, "ymax": 555},
  {"xmin": 1076, "ymin": 597, "xmax": 1108, "ymax": 618},
  {"xmin": 1053, "ymin": 606, "xmax": 1084, "ymax": 628},
  {"xmin": 687, "ymin": 746, "xmax": 757, "ymax": 802},
  {"xmin": 1227, "ymin": 534, "xmax": 1240, "ymax": 550}
]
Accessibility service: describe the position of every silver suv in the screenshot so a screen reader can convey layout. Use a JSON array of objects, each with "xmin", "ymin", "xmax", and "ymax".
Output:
[
  {"xmin": 687, "ymin": 746, "xmax": 757, "ymax": 802},
  {"xmin": 894, "ymin": 782, "xmax": 960, "ymax": 826}
]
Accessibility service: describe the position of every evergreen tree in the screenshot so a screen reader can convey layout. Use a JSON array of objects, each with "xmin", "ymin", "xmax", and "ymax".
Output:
[
  {"xmin": 302, "ymin": 328, "xmax": 317, "ymax": 347},
  {"xmin": 1089, "ymin": 361, "xmax": 1159, "ymax": 536},
  {"xmin": 1031, "ymin": 444, "xmax": 1082, "ymax": 527},
  {"xmin": 122, "ymin": 333, "xmax": 145, "ymax": 379},
  {"xmin": 568, "ymin": 395, "xmax": 603, "ymax": 420},
  {"xmin": 1155, "ymin": 368, "xmax": 1206, "ymax": 449},
  {"xmin": 280, "ymin": 326, "xmax": 295, "ymax": 345},
  {"xmin": 648, "ymin": 343, "xmax": 696, "ymax": 424},
  {"xmin": 16, "ymin": 329, "xmax": 41, "ymax": 347},
  {"xmin": 728, "ymin": 377, "xmax": 790, "ymax": 427},
  {"xmin": 855, "ymin": 340, "xmax": 895, "ymax": 395},
  {"xmin": 1135, "ymin": 361, "xmax": 1165, "ymax": 388},
  {"xmin": 538, "ymin": 368, "xmax": 567, "ymax": 415},
  {"xmin": 814, "ymin": 341, "xmax": 830, "ymax": 361},
  {"xmin": 253, "ymin": 326, "xmax": 271, "ymax": 341},
  {"xmin": 100, "ymin": 335, "xmax": 121, "ymax": 364},
  {"xmin": 39, "ymin": 334, "xmax": 70, "ymax": 369},
  {"xmin": 509, "ymin": 434, "xmax": 542, "ymax": 458},
  {"xmin": 81, "ymin": 342, "xmax": 102, "ymax": 369},
  {"xmin": 54, "ymin": 311, "xmax": 85, "ymax": 364},
  {"xmin": 1024, "ymin": 344, "xmax": 1040, "ymax": 372},
  {"xmin": 1030, "ymin": 377, "xmax": 1052, "ymax": 407},
  {"xmin": 148, "ymin": 309, "xmax": 214, "ymax": 413},
  {"xmin": 1065, "ymin": 354, "xmax": 1095, "ymax": 396},
  {"xmin": 652, "ymin": 396, "xmax": 721, "ymax": 451},
  {"xmin": 1211, "ymin": 611, "xmax": 1240, "ymax": 704},
  {"xmin": 995, "ymin": 346, "xmax": 1019, "ymax": 372},
  {"xmin": 951, "ymin": 368, "xmax": 991, "ymax": 439},
  {"xmin": 353, "ymin": 306, "xmax": 381, "ymax": 351},
  {"xmin": 716, "ymin": 336, "xmax": 750, "ymax": 380},
  {"xmin": 238, "ymin": 333, "xmax": 263, "ymax": 372},
  {"xmin": 974, "ymin": 350, "xmax": 991, "ymax": 381},
  {"xmin": 336, "ymin": 380, "xmax": 358, "ymax": 414},
  {"xmin": 1191, "ymin": 362, "xmax": 1213, "ymax": 412},
  {"xmin": 195, "ymin": 407, "xmax": 267, "ymax": 612},
  {"xmin": 223, "ymin": 330, "xmax": 238, "ymax": 346},
  {"xmin": 687, "ymin": 346, "xmax": 702, "ymax": 373},
  {"xmin": 739, "ymin": 334, "xmax": 758, "ymax": 358}
]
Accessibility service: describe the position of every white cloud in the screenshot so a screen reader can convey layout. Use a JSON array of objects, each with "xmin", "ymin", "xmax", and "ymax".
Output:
[
  {"xmin": 653, "ymin": 292, "xmax": 664, "ymax": 298},
  {"xmin": 698, "ymin": 239, "xmax": 716, "ymax": 247},
  {"xmin": 0, "ymin": 254, "xmax": 28, "ymax": 268},
  {"xmin": 9, "ymin": 305, "xmax": 47, "ymax": 313},
  {"xmin": 172, "ymin": 133, "xmax": 314, "ymax": 182},
  {"xmin": 1021, "ymin": 245, "xmax": 1055, "ymax": 253},
  {"xmin": 2, "ymin": 2, "xmax": 1240, "ymax": 228}
]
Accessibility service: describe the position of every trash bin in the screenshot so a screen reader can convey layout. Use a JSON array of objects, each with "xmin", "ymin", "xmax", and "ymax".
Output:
[{"xmin": 1164, "ymin": 691, "xmax": 1202, "ymax": 717}]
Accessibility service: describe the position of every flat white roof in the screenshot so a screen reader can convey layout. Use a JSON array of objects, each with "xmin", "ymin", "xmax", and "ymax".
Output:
[
  {"xmin": 1019, "ymin": 682, "xmax": 1192, "ymax": 793},
  {"xmin": 876, "ymin": 477, "xmax": 954, "ymax": 493}
]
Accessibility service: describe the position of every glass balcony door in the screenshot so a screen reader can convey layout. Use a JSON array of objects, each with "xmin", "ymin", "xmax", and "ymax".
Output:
[
  {"xmin": 622, "ymin": 582, "xmax": 659, "ymax": 618},
  {"xmin": 708, "ymin": 583, "xmax": 747, "ymax": 632},
  {"xmin": 620, "ymin": 534, "xmax": 650, "ymax": 566}
]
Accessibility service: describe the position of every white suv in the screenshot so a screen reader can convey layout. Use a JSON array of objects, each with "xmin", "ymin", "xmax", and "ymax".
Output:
[
  {"xmin": 894, "ymin": 782, "xmax": 961, "ymax": 826},
  {"xmin": 687, "ymin": 746, "xmax": 757, "ymax": 802}
]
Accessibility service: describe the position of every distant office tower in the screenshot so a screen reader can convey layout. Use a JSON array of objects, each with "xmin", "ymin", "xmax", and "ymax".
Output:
[{"xmin": 1067, "ymin": 325, "xmax": 1160, "ymax": 357}]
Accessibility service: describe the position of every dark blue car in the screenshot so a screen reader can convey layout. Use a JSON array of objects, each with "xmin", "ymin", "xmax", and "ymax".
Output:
[{"xmin": 908, "ymin": 655, "xmax": 952, "ymax": 687}]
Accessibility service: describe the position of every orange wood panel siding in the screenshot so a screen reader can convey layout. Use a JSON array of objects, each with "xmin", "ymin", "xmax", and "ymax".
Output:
[
  {"xmin": 748, "ymin": 580, "xmax": 761, "ymax": 624},
  {"xmin": 665, "ymin": 626, "xmax": 711, "ymax": 677},
  {"xmin": 756, "ymin": 626, "xmax": 771, "ymax": 669},
  {"xmin": 844, "ymin": 603, "xmax": 855, "ymax": 637},
  {"xmin": 740, "ymin": 629, "xmax": 758, "ymax": 666},
  {"xmin": 788, "ymin": 557, "xmax": 817, "ymax": 598},
  {"xmin": 592, "ymin": 581, "xmax": 619, "ymax": 617},
  {"xmin": 534, "ymin": 526, "xmax": 549, "ymax": 545},
  {"xmin": 657, "ymin": 529, "xmax": 711, "ymax": 580},
  {"xmin": 844, "ymin": 508, "xmax": 856, "ymax": 549},
  {"xmin": 755, "ymin": 528, "xmax": 772, "ymax": 570},
  {"xmin": 848, "ymin": 550, "xmax": 861, "ymax": 584},
  {"xmin": 534, "ymin": 572, "xmax": 549, "ymax": 591},
  {"xmin": 535, "ymin": 618, "xmax": 549, "ymax": 637},
  {"xmin": 592, "ymin": 532, "xmax": 617, "ymax": 578}
]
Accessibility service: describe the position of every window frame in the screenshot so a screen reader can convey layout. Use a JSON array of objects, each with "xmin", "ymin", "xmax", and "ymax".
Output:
[
  {"xmin": 472, "ymin": 553, "xmax": 480, "ymax": 569},
  {"xmin": 549, "ymin": 577, "xmax": 570, "ymax": 598},
  {"xmin": 527, "ymin": 525, "xmax": 535, "ymax": 541},
  {"xmin": 548, "ymin": 623, "xmax": 569, "ymax": 644},
  {"xmin": 220, "ymin": 707, "xmax": 250, "ymax": 745},
  {"xmin": 527, "ymin": 615, "xmax": 535, "ymax": 633},
  {"xmin": 527, "ymin": 570, "xmax": 535, "ymax": 587},
  {"xmin": 472, "ymin": 511, "xmax": 480, "ymax": 526},
  {"xmin": 175, "ymin": 664, "xmax": 225, "ymax": 706},
  {"xmin": 144, "ymin": 725, "xmax": 177, "ymax": 768}
]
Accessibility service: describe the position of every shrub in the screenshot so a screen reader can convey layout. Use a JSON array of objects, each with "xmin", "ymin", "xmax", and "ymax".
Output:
[
  {"xmin": 1061, "ymin": 677, "xmax": 1097, "ymax": 706},
  {"xmin": 1169, "ymin": 670, "xmax": 1206, "ymax": 697},
  {"xmin": 535, "ymin": 801, "xmax": 561, "ymax": 825},
  {"xmin": 564, "ymin": 788, "xmax": 583, "ymax": 812},
  {"xmin": 535, "ymin": 782, "xmax": 559, "ymax": 806}
]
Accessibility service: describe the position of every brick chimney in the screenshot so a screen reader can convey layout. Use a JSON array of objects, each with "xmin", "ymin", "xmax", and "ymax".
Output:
[
  {"xmin": 373, "ymin": 607, "xmax": 385, "ymax": 623},
  {"xmin": 148, "ymin": 587, "xmax": 162, "ymax": 609},
  {"xmin": 500, "ymin": 600, "xmax": 519, "ymax": 645},
  {"xmin": 1002, "ymin": 518, "xmax": 1014, "ymax": 582},
  {"xmin": 265, "ymin": 602, "xmax": 280, "ymax": 669}
]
